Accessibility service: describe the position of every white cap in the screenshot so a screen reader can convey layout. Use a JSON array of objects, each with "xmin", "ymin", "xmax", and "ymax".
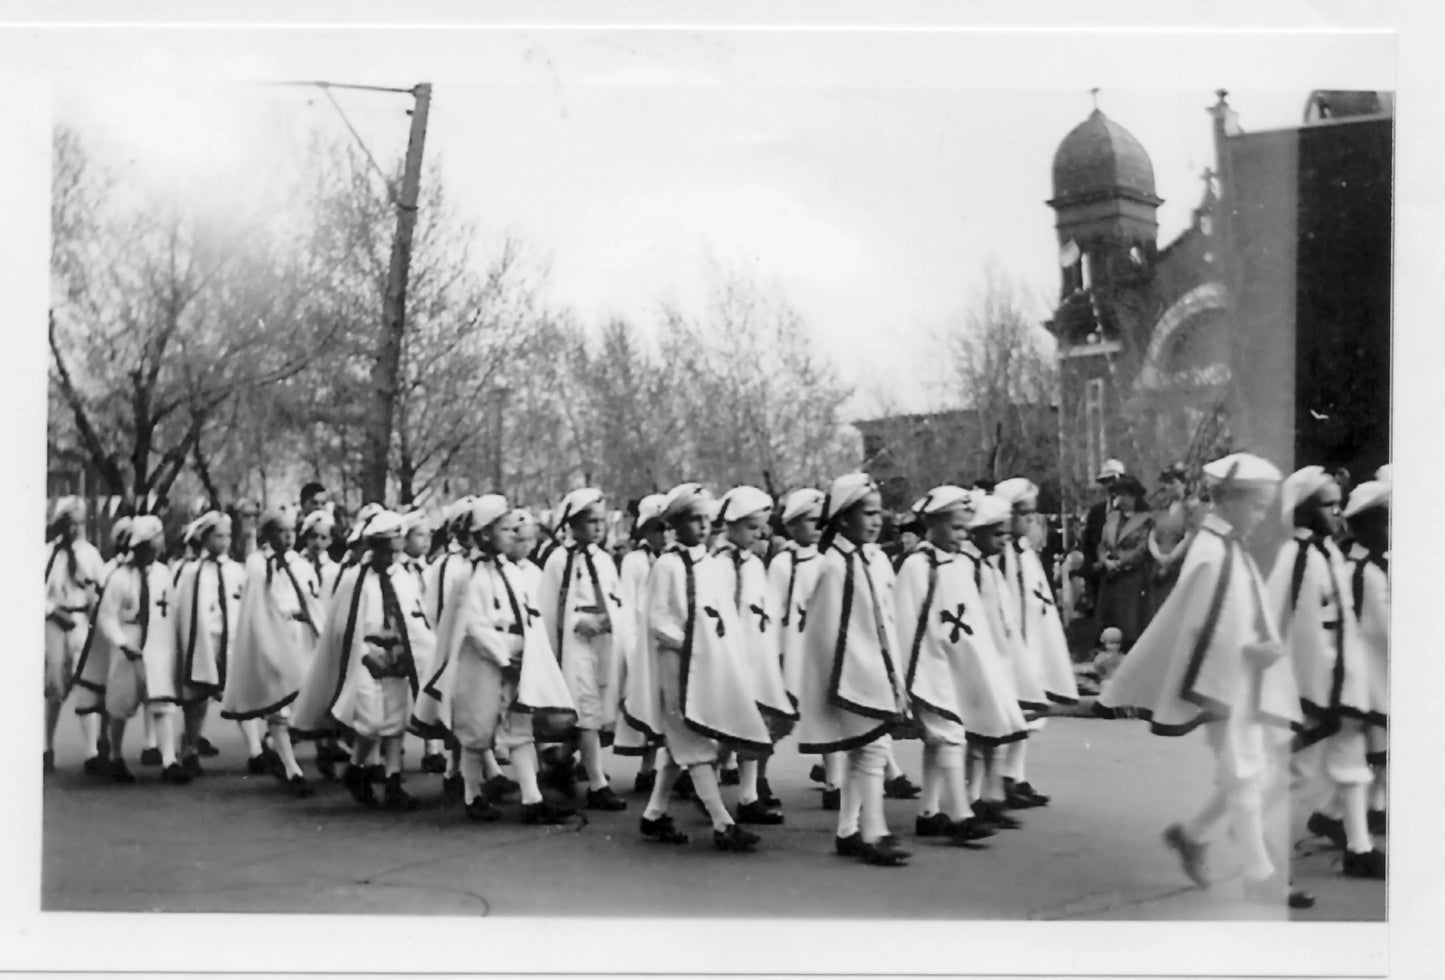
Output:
[
  {"xmin": 993, "ymin": 478, "xmax": 1039, "ymax": 509},
  {"xmin": 966, "ymin": 495, "xmax": 1012, "ymax": 529},
  {"xmin": 111, "ymin": 515, "xmax": 133, "ymax": 543},
  {"xmin": 821, "ymin": 473, "xmax": 878, "ymax": 526},
  {"xmin": 1280, "ymin": 465, "xmax": 1334, "ymax": 525},
  {"xmin": 1202, "ymin": 452, "xmax": 1283, "ymax": 490},
  {"xmin": 781, "ymin": 488, "xmax": 825, "ymax": 525},
  {"xmin": 190, "ymin": 511, "xmax": 230, "ymax": 541},
  {"xmin": 718, "ymin": 486, "xmax": 773, "ymax": 524},
  {"xmin": 1097, "ymin": 459, "xmax": 1126, "ymax": 481},
  {"xmin": 1375, "ymin": 463, "xmax": 1392, "ymax": 485},
  {"xmin": 347, "ymin": 503, "xmax": 385, "ymax": 545},
  {"xmin": 916, "ymin": 485, "xmax": 973, "ymax": 516},
  {"xmin": 300, "ymin": 509, "xmax": 336, "ymax": 537},
  {"xmin": 557, "ymin": 488, "xmax": 605, "ymax": 528},
  {"xmin": 128, "ymin": 515, "xmax": 165, "ymax": 547},
  {"xmin": 509, "ymin": 508, "xmax": 536, "ymax": 529},
  {"xmin": 363, "ymin": 510, "xmax": 405, "ymax": 541},
  {"xmin": 466, "ymin": 494, "xmax": 511, "ymax": 533},
  {"xmin": 1343, "ymin": 480, "xmax": 1389, "ymax": 519},
  {"xmin": 51, "ymin": 496, "xmax": 86, "ymax": 524},
  {"xmin": 259, "ymin": 503, "xmax": 298, "ymax": 535},
  {"xmin": 662, "ymin": 483, "xmax": 711, "ymax": 521},
  {"xmin": 636, "ymin": 494, "xmax": 668, "ymax": 527},
  {"xmin": 399, "ymin": 507, "xmax": 430, "ymax": 535}
]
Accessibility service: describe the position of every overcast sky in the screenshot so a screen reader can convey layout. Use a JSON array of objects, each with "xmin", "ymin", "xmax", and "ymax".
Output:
[{"xmin": 52, "ymin": 27, "xmax": 1393, "ymax": 417}]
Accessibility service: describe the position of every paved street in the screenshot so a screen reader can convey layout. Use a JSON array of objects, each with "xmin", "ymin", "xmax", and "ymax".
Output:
[{"xmin": 42, "ymin": 711, "xmax": 1385, "ymax": 920}]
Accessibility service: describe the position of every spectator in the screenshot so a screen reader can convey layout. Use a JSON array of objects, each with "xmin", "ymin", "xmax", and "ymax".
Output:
[
  {"xmin": 1094, "ymin": 474, "xmax": 1153, "ymax": 648},
  {"xmin": 1147, "ymin": 463, "xmax": 1196, "ymax": 617},
  {"xmin": 1079, "ymin": 459, "xmax": 1125, "ymax": 613}
]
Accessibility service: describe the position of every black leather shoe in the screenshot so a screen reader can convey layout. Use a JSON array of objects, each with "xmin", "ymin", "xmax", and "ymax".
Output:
[
  {"xmin": 640, "ymin": 814, "xmax": 689, "ymax": 844},
  {"xmin": 365, "ymin": 763, "xmax": 387, "ymax": 783},
  {"xmin": 757, "ymin": 777, "xmax": 781, "ymax": 809},
  {"xmin": 442, "ymin": 774, "xmax": 464, "ymax": 800},
  {"xmin": 181, "ymin": 753, "xmax": 203, "ymax": 779},
  {"xmin": 586, "ymin": 785, "xmax": 628, "ymax": 811},
  {"xmin": 82, "ymin": 754, "xmax": 107, "ymax": 776},
  {"xmin": 1307, "ymin": 811, "xmax": 1347, "ymax": 849},
  {"xmin": 1342, "ymin": 848, "xmax": 1386, "ymax": 879},
  {"xmin": 672, "ymin": 770, "xmax": 696, "ymax": 800},
  {"xmin": 633, "ymin": 769, "xmax": 656, "ymax": 795},
  {"xmin": 1014, "ymin": 781, "xmax": 1050, "ymax": 806},
  {"xmin": 949, "ymin": 816, "xmax": 996, "ymax": 844},
  {"xmin": 1367, "ymin": 808, "xmax": 1386, "ymax": 836},
  {"xmin": 859, "ymin": 834, "xmax": 911, "ymax": 866},
  {"xmin": 465, "ymin": 795, "xmax": 502, "ymax": 821},
  {"xmin": 140, "ymin": 747, "xmax": 163, "ymax": 767},
  {"xmin": 246, "ymin": 754, "xmax": 270, "ymax": 775},
  {"xmin": 1289, "ymin": 886, "xmax": 1316, "ymax": 910},
  {"xmin": 720, "ymin": 766, "xmax": 740, "ymax": 787},
  {"xmin": 383, "ymin": 775, "xmax": 419, "ymax": 811},
  {"xmin": 315, "ymin": 754, "xmax": 337, "ymax": 781},
  {"xmin": 834, "ymin": 832, "xmax": 864, "ymax": 857},
  {"xmin": 1162, "ymin": 822, "xmax": 1211, "ymax": 888},
  {"xmin": 110, "ymin": 759, "xmax": 136, "ymax": 784},
  {"xmin": 713, "ymin": 824, "xmax": 760, "ymax": 852},
  {"xmin": 737, "ymin": 800, "xmax": 784, "ymax": 825},
  {"xmin": 196, "ymin": 736, "xmax": 220, "ymax": 758},
  {"xmin": 821, "ymin": 788, "xmax": 841, "ymax": 811},
  {"xmin": 161, "ymin": 762, "xmax": 192, "ymax": 785},
  {"xmin": 421, "ymin": 753, "xmax": 447, "ymax": 774},
  {"xmin": 809, "ymin": 763, "xmax": 827, "ymax": 784},
  {"xmin": 915, "ymin": 813, "xmax": 953, "ymax": 838},
  {"xmin": 975, "ymin": 799, "xmax": 1022, "ymax": 830},
  {"xmin": 288, "ymin": 775, "xmax": 314, "ymax": 798},
  {"xmin": 884, "ymin": 775, "xmax": 922, "ymax": 800},
  {"xmin": 522, "ymin": 800, "xmax": 573, "ymax": 825},
  {"xmin": 349, "ymin": 769, "xmax": 379, "ymax": 808}
]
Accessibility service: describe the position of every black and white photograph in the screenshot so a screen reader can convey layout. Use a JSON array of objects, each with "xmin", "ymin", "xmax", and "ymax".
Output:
[{"xmin": 5, "ymin": 3, "xmax": 1424, "ymax": 976}]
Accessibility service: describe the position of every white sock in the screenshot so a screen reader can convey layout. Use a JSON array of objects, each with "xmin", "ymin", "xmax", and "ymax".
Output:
[
  {"xmin": 367, "ymin": 742, "xmax": 382, "ymax": 766},
  {"xmin": 857, "ymin": 769, "xmax": 888, "ymax": 844},
  {"xmin": 424, "ymin": 739, "xmax": 442, "ymax": 756},
  {"xmin": 1341, "ymin": 782, "xmax": 1374, "ymax": 853},
  {"xmin": 80, "ymin": 713, "xmax": 101, "ymax": 756},
  {"xmin": 1228, "ymin": 787, "xmax": 1274, "ymax": 881},
  {"xmin": 691, "ymin": 763, "xmax": 733, "ymax": 832},
  {"xmin": 268, "ymin": 722, "xmax": 303, "ymax": 779},
  {"xmin": 643, "ymin": 757, "xmax": 681, "ymax": 821},
  {"xmin": 581, "ymin": 729, "xmax": 608, "ymax": 791},
  {"xmin": 965, "ymin": 746, "xmax": 982, "ymax": 804},
  {"xmin": 512, "ymin": 742, "xmax": 544, "ymax": 805},
  {"xmin": 939, "ymin": 745, "xmax": 969, "ymax": 822},
  {"xmin": 461, "ymin": 748, "xmax": 486, "ymax": 804},
  {"xmin": 482, "ymin": 749, "xmax": 503, "ymax": 781},
  {"xmin": 738, "ymin": 757, "xmax": 760, "ymax": 806},
  {"xmin": 143, "ymin": 712, "xmax": 158, "ymax": 750},
  {"xmin": 153, "ymin": 711, "xmax": 178, "ymax": 767},
  {"xmin": 1003, "ymin": 739, "xmax": 1028, "ymax": 782},
  {"xmin": 383, "ymin": 738, "xmax": 402, "ymax": 777},
  {"xmin": 884, "ymin": 748, "xmax": 903, "ymax": 781},
  {"xmin": 838, "ymin": 764, "xmax": 863, "ymax": 838},
  {"xmin": 1370, "ymin": 766, "xmax": 1387, "ymax": 812},
  {"xmin": 920, "ymin": 743, "xmax": 942, "ymax": 816},
  {"xmin": 825, "ymin": 751, "xmax": 846, "ymax": 791},
  {"xmin": 240, "ymin": 719, "xmax": 263, "ymax": 757}
]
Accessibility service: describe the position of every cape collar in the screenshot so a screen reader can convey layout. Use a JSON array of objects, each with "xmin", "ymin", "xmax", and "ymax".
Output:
[{"xmin": 1199, "ymin": 512, "xmax": 1235, "ymax": 539}]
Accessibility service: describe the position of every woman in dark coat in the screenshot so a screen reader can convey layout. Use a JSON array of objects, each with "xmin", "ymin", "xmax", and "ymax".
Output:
[{"xmin": 1093, "ymin": 476, "xmax": 1154, "ymax": 647}]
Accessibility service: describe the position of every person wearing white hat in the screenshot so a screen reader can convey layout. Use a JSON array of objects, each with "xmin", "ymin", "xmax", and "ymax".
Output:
[
  {"xmin": 796, "ymin": 473, "xmax": 913, "ymax": 866},
  {"xmin": 93, "ymin": 515, "xmax": 190, "ymax": 784},
  {"xmin": 1343, "ymin": 480, "xmax": 1389, "ymax": 837},
  {"xmin": 292, "ymin": 511, "xmax": 437, "ymax": 810},
  {"xmin": 421, "ymin": 496, "xmax": 577, "ymax": 825},
  {"xmin": 298, "ymin": 509, "xmax": 339, "ymax": 599},
  {"xmin": 70, "ymin": 515, "xmax": 136, "ymax": 766},
  {"xmin": 538, "ymin": 487, "xmax": 630, "ymax": 811},
  {"xmin": 332, "ymin": 502, "xmax": 385, "ymax": 597},
  {"xmin": 614, "ymin": 494, "xmax": 670, "ymax": 792},
  {"xmin": 955, "ymin": 493, "xmax": 1032, "ymax": 832},
  {"xmin": 992, "ymin": 478, "xmax": 1079, "ymax": 810},
  {"xmin": 629, "ymin": 483, "xmax": 771, "ymax": 852},
  {"xmin": 770, "ymin": 488, "xmax": 842, "ymax": 808},
  {"xmin": 169, "ymin": 518, "xmax": 204, "ymax": 588},
  {"xmin": 172, "ymin": 512, "xmax": 245, "ymax": 779},
  {"xmin": 896, "ymin": 485, "xmax": 1024, "ymax": 848},
  {"xmin": 1099, "ymin": 452, "xmax": 1305, "ymax": 905},
  {"xmin": 1080, "ymin": 458, "xmax": 1128, "ymax": 611},
  {"xmin": 219, "ymin": 506, "xmax": 325, "ymax": 797},
  {"xmin": 44, "ymin": 497, "xmax": 106, "ymax": 774},
  {"xmin": 1270, "ymin": 467, "xmax": 1384, "ymax": 880},
  {"xmin": 712, "ymin": 486, "xmax": 796, "ymax": 824}
]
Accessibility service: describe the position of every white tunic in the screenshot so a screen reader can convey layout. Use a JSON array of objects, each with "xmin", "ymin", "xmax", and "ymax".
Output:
[{"xmin": 98, "ymin": 560, "xmax": 180, "ymax": 716}]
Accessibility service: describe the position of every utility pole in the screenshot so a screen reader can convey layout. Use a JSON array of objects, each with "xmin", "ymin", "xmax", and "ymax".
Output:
[{"xmin": 361, "ymin": 82, "xmax": 432, "ymax": 504}]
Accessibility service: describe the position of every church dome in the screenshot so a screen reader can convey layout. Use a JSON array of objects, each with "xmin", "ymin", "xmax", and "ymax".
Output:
[{"xmin": 1051, "ymin": 108, "xmax": 1161, "ymax": 206}]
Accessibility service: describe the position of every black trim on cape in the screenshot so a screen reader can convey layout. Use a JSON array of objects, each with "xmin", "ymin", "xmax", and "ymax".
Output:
[
  {"xmin": 219, "ymin": 691, "xmax": 299, "ymax": 722},
  {"xmin": 822, "ymin": 544, "xmax": 908, "ymax": 726}
]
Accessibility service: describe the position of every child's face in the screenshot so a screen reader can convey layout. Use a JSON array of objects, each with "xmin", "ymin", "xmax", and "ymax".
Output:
[{"xmin": 1103, "ymin": 638, "xmax": 1122, "ymax": 654}]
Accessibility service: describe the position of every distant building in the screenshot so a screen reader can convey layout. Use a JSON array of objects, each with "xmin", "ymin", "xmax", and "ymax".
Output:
[{"xmin": 1044, "ymin": 90, "xmax": 1392, "ymax": 503}]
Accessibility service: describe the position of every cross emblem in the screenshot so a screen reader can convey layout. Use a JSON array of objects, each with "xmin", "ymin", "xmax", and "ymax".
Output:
[
  {"xmin": 939, "ymin": 604, "xmax": 972, "ymax": 643},
  {"xmin": 796, "ymin": 604, "xmax": 807, "ymax": 632},
  {"xmin": 749, "ymin": 603, "xmax": 771, "ymax": 633},
  {"xmin": 308, "ymin": 580, "xmax": 319, "ymax": 599},
  {"xmin": 525, "ymin": 604, "xmax": 541, "ymax": 625},
  {"xmin": 703, "ymin": 606, "xmax": 726, "ymax": 638},
  {"xmin": 156, "ymin": 594, "xmax": 170, "ymax": 618},
  {"xmin": 1032, "ymin": 585, "xmax": 1054, "ymax": 609},
  {"xmin": 609, "ymin": 590, "xmax": 622, "ymax": 607}
]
